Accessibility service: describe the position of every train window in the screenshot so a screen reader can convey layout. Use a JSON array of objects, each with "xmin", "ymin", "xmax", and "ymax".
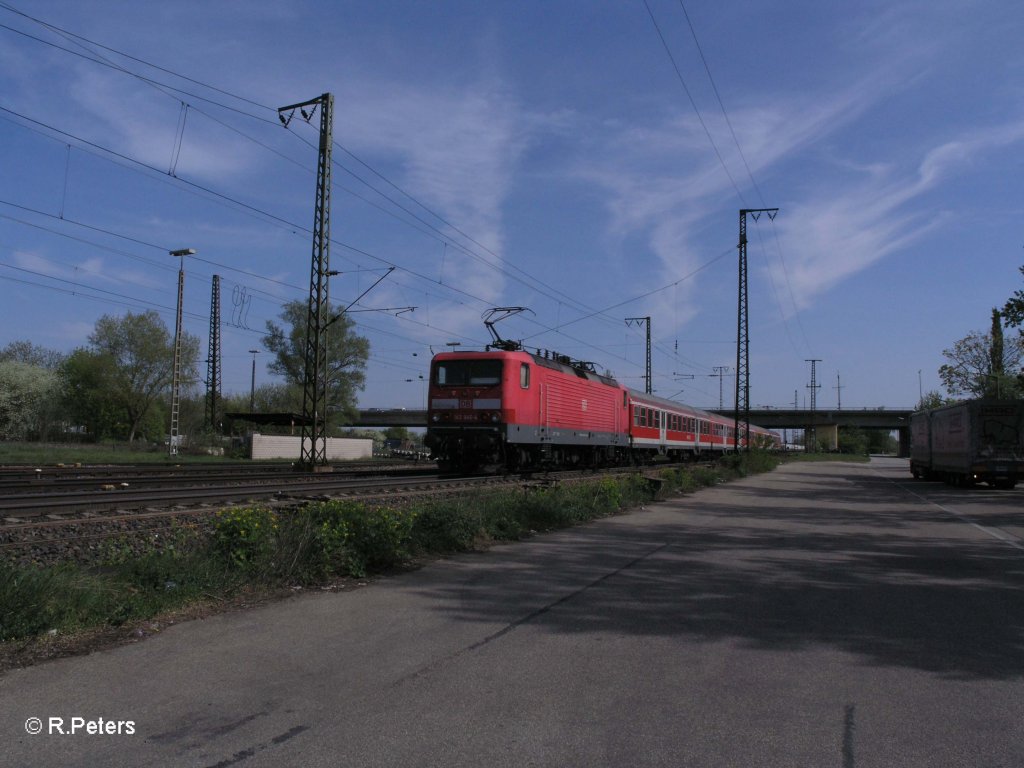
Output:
[
  {"xmin": 435, "ymin": 359, "xmax": 503, "ymax": 386},
  {"xmin": 520, "ymin": 363, "xmax": 530, "ymax": 389},
  {"xmin": 633, "ymin": 408, "xmax": 640, "ymax": 426}
]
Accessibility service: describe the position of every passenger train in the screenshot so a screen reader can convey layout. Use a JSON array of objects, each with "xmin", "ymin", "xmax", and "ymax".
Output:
[{"xmin": 424, "ymin": 348, "xmax": 779, "ymax": 473}]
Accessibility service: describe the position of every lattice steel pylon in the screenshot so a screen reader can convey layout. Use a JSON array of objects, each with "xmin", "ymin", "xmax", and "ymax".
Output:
[
  {"xmin": 279, "ymin": 93, "xmax": 334, "ymax": 468},
  {"xmin": 806, "ymin": 358, "xmax": 822, "ymax": 451},
  {"xmin": 625, "ymin": 316, "xmax": 652, "ymax": 394},
  {"xmin": 168, "ymin": 247, "xmax": 195, "ymax": 457},
  {"xmin": 734, "ymin": 208, "xmax": 777, "ymax": 451},
  {"xmin": 205, "ymin": 274, "xmax": 222, "ymax": 432}
]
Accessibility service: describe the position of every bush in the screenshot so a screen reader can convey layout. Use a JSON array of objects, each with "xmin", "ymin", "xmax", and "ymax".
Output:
[
  {"xmin": 410, "ymin": 500, "xmax": 483, "ymax": 554},
  {"xmin": 212, "ymin": 506, "xmax": 278, "ymax": 570},
  {"xmin": 341, "ymin": 504, "xmax": 416, "ymax": 576}
]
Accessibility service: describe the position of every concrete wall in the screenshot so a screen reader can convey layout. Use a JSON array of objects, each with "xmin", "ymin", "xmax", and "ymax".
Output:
[{"xmin": 250, "ymin": 434, "xmax": 373, "ymax": 461}]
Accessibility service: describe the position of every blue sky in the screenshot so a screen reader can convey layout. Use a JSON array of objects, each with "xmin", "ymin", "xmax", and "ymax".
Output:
[{"xmin": 1, "ymin": 0, "xmax": 1022, "ymax": 412}]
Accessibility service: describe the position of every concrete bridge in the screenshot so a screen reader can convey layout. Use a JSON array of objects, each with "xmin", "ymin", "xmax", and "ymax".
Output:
[
  {"xmin": 725, "ymin": 408, "xmax": 914, "ymax": 454},
  {"xmin": 354, "ymin": 407, "xmax": 914, "ymax": 454}
]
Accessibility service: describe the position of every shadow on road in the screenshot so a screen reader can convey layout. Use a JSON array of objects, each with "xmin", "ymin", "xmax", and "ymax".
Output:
[{"xmin": 412, "ymin": 463, "xmax": 1024, "ymax": 681}]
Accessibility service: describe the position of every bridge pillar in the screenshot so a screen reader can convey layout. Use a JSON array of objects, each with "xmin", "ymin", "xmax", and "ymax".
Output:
[
  {"xmin": 897, "ymin": 427, "xmax": 911, "ymax": 458},
  {"xmin": 818, "ymin": 423, "xmax": 838, "ymax": 451}
]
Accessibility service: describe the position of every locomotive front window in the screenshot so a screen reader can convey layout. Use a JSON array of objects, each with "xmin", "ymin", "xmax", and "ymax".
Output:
[{"xmin": 435, "ymin": 359, "xmax": 503, "ymax": 386}]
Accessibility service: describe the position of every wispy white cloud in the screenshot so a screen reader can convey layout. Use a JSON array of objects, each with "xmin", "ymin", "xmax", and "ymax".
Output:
[
  {"xmin": 772, "ymin": 118, "xmax": 1024, "ymax": 309},
  {"xmin": 11, "ymin": 249, "xmax": 62, "ymax": 278},
  {"xmin": 11, "ymin": 247, "xmax": 162, "ymax": 291},
  {"xmin": 563, "ymin": 72, "xmax": 892, "ymax": 338},
  {"xmin": 338, "ymin": 74, "xmax": 536, "ymax": 330},
  {"xmin": 58, "ymin": 68, "xmax": 261, "ymax": 181}
]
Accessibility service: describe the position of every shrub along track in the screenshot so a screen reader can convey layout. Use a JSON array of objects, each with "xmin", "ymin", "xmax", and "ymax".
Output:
[
  {"xmin": 0, "ymin": 456, "xmax": 763, "ymax": 670},
  {"xmin": 0, "ymin": 464, "xmax": 682, "ymax": 566}
]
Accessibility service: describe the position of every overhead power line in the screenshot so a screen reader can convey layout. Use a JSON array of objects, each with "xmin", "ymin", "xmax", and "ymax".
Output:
[
  {"xmin": 0, "ymin": 2, "xmax": 745, "ymax": 384},
  {"xmin": 640, "ymin": 0, "xmax": 744, "ymax": 202}
]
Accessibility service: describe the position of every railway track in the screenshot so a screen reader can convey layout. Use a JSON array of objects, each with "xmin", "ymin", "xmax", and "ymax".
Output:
[
  {"xmin": 0, "ymin": 462, "xmax": 691, "ymax": 564},
  {"xmin": 0, "ymin": 459, "xmax": 695, "ymax": 521},
  {"xmin": 0, "ymin": 468, "xmax": 489, "ymax": 519},
  {"xmin": 0, "ymin": 469, "xmax": 519, "ymax": 561},
  {"xmin": 0, "ymin": 460, "xmax": 423, "ymax": 492}
]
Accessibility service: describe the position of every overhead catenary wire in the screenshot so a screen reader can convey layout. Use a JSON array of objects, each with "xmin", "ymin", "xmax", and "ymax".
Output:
[
  {"xmin": 667, "ymin": 0, "xmax": 814, "ymax": 358},
  {"xmin": 0, "ymin": 2, "xmax": 750, "ymax": 388},
  {"xmin": 0, "ymin": 7, "xmax": 626, "ymax": 335},
  {"xmin": 2, "ymin": 0, "xmax": 668, "ymax": 350},
  {"xmin": 1, "ymin": 105, "xmax": 689, "ymax": 375}
]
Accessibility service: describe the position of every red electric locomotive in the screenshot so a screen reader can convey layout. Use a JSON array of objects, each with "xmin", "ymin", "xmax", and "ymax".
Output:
[{"xmin": 424, "ymin": 349, "xmax": 631, "ymax": 472}]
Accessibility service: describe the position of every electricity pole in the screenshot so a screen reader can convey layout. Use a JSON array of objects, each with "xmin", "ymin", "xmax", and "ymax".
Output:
[
  {"xmin": 711, "ymin": 366, "xmax": 730, "ymax": 409},
  {"xmin": 249, "ymin": 349, "xmax": 260, "ymax": 413},
  {"xmin": 806, "ymin": 359, "xmax": 822, "ymax": 451},
  {"xmin": 205, "ymin": 274, "xmax": 221, "ymax": 433},
  {"xmin": 735, "ymin": 208, "xmax": 778, "ymax": 451},
  {"xmin": 625, "ymin": 316, "xmax": 652, "ymax": 394},
  {"xmin": 168, "ymin": 247, "xmax": 195, "ymax": 457},
  {"xmin": 834, "ymin": 371, "xmax": 843, "ymax": 410},
  {"xmin": 279, "ymin": 93, "xmax": 333, "ymax": 469}
]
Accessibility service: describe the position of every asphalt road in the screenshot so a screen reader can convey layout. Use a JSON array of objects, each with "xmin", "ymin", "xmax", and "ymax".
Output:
[{"xmin": 2, "ymin": 457, "xmax": 1023, "ymax": 767}]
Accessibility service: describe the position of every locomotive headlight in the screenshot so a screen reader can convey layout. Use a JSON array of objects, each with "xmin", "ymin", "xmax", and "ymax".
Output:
[
  {"xmin": 431, "ymin": 413, "xmax": 440, "ymax": 422},
  {"xmin": 491, "ymin": 413, "xmax": 499, "ymax": 423}
]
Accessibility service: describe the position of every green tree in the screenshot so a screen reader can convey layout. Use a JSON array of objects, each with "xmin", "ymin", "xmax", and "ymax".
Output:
[
  {"xmin": 263, "ymin": 300, "xmax": 369, "ymax": 427},
  {"xmin": 0, "ymin": 361, "xmax": 58, "ymax": 440},
  {"xmin": 938, "ymin": 325, "xmax": 1023, "ymax": 400},
  {"xmin": 866, "ymin": 430, "xmax": 897, "ymax": 455},
  {"xmin": 0, "ymin": 341, "xmax": 65, "ymax": 370},
  {"xmin": 60, "ymin": 348, "xmax": 121, "ymax": 439},
  {"xmin": 1002, "ymin": 267, "xmax": 1024, "ymax": 391},
  {"xmin": 385, "ymin": 426, "xmax": 412, "ymax": 443},
  {"xmin": 916, "ymin": 390, "xmax": 949, "ymax": 411},
  {"xmin": 837, "ymin": 426, "xmax": 869, "ymax": 455},
  {"xmin": 62, "ymin": 311, "xmax": 199, "ymax": 442},
  {"xmin": 1003, "ymin": 266, "xmax": 1024, "ymax": 329}
]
